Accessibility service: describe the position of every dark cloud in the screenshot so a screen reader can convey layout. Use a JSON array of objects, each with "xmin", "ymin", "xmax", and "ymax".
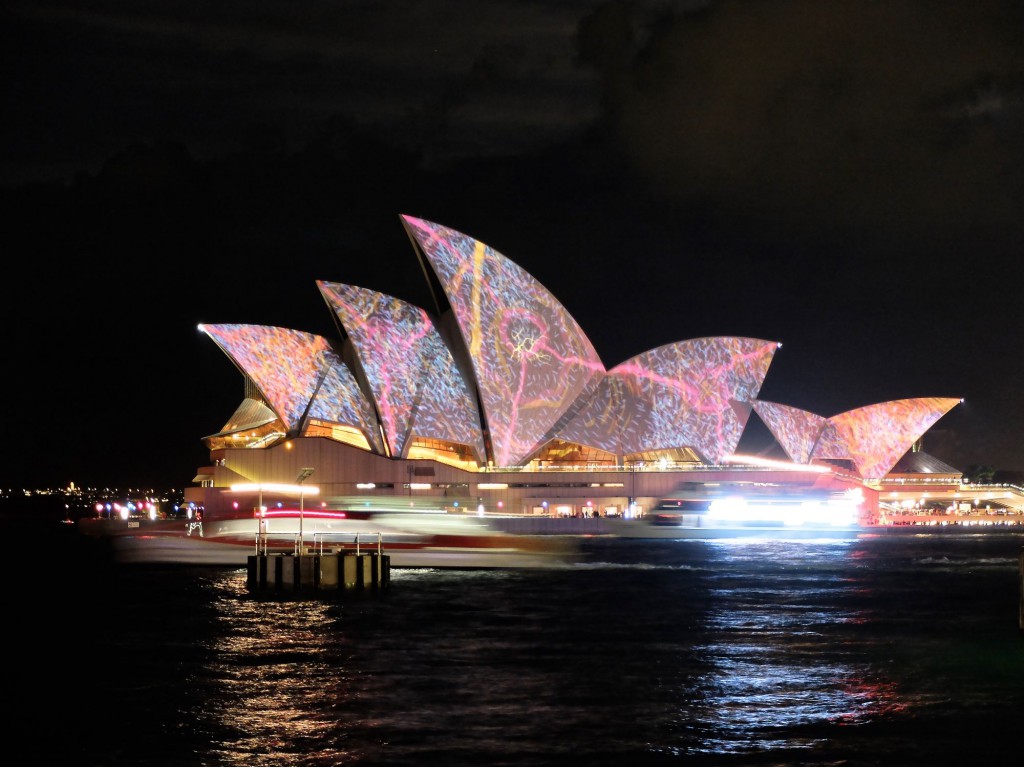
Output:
[
  {"xmin": 3, "ymin": 0, "xmax": 609, "ymax": 183},
  {"xmin": 606, "ymin": 1, "xmax": 1024, "ymax": 255}
]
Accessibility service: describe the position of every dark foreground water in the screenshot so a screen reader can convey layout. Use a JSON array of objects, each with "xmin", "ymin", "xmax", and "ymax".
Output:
[{"xmin": 19, "ymin": 530, "xmax": 1024, "ymax": 766}]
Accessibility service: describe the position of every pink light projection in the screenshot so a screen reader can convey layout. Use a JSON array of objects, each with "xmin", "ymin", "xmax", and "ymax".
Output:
[
  {"xmin": 305, "ymin": 347, "xmax": 384, "ymax": 454},
  {"xmin": 552, "ymin": 374, "xmax": 633, "ymax": 456},
  {"xmin": 558, "ymin": 337, "xmax": 777, "ymax": 462},
  {"xmin": 751, "ymin": 400, "xmax": 827, "ymax": 464},
  {"xmin": 200, "ymin": 324, "xmax": 333, "ymax": 432},
  {"xmin": 402, "ymin": 215, "xmax": 606, "ymax": 467},
  {"xmin": 198, "ymin": 218, "xmax": 963, "ymax": 476},
  {"xmin": 811, "ymin": 397, "xmax": 961, "ymax": 478},
  {"xmin": 318, "ymin": 281, "xmax": 485, "ymax": 461}
]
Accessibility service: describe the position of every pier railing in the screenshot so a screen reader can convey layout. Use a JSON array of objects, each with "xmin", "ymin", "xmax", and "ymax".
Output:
[
  {"xmin": 254, "ymin": 530, "xmax": 384, "ymax": 556},
  {"xmin": 308, "ymin": 531, "xmax": 383, "ymax": 557}
]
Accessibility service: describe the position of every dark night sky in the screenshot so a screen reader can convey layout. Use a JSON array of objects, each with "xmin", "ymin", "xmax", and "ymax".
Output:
[{"xmin": 3, "ymin": 0, "xmax": 1023, "ymax": 489}]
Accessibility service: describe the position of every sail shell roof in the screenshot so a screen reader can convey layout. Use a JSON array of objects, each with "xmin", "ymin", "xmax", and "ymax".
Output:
[{"xmin": 197, "ymin": 217, "xmax": 961, "ymax": 475}]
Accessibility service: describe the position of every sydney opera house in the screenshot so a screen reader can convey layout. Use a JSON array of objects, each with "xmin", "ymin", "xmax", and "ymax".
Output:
[{"xmin": 182, "ymin": 215, "xmax": 966, "ymax": 525}]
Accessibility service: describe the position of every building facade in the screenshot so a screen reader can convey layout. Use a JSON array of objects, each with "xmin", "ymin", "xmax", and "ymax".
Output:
[{"xmin": 184, "ymin": 215, "xmax": 962, "ymax": 524}]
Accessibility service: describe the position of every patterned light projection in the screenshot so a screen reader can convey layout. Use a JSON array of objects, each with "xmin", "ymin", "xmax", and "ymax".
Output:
[
  {"xmin": 751, "ymin": 400, "xmax": 827, "ymax": 464},
  {"xmin": 198, "ymin": 218, "xmax": 961, "ymax": 477},
  {"xmin": 318, "ymin": 281, "xmax": 485, "ymax": 461},
  {"xmin": 305, "ymin": 347, "xmax": 384, "ymax": 454},
  {"xmin": 200, "ymin": 324, "xmax": 332, "ymax": 431},
  {"xmin": 811, "ymin": 397, "xmax": 961, "ymax": 478},
  {"xmin": 558, "ymin": 337, "xmax": 777, "ymax": 462},
  {"xmin": 402, "ymin": 215, "xmax": 606, "ymax": 466}
]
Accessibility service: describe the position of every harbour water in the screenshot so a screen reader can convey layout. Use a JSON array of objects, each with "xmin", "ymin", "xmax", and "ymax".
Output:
[{"xmin": 21, "ymin": 528, "xmax": 1024, "ymax": 766}]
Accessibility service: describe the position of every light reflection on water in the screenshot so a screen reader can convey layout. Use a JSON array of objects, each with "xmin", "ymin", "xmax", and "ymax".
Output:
[
  {"xmin": 202, "ymin": 577, "xmax": 365, "ymax": 766},
  {"xmin": 72, "ymin": 534, "xmax": 1024, "ymax": 766},
  {"xmin": 671, "ymin": 541, "xmax": 904, "ymax": 754}
]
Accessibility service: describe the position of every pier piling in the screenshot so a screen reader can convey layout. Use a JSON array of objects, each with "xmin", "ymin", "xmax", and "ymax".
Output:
[{"xmin": 247, "ymin": 552, "xmax": 390, "ymax": 595}]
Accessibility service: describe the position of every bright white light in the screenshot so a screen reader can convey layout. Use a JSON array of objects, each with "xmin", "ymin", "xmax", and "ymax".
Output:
[
  {"xmin": 724, "ymin": 454, "xmax": 831, "ymax": 473},
  {"xmin": 706, "ymin": 494, "xmax": 857, "ymax": 526},
  {"xmin": 230, "ymin": 482, "xmax": 319, "ymax": 495}
]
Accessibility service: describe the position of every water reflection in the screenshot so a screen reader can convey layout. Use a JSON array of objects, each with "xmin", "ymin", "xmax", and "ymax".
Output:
[
  {"xmin": 200, "ymin": 574, "xmax": 362, "ymax": 766},
  {"xmin": 682, "ymin": 540, "xmax": 907, "ymax": 754},
  {"xmin": 169, "ymin": 537, "xmax": 1020, "ymax": 766}
]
